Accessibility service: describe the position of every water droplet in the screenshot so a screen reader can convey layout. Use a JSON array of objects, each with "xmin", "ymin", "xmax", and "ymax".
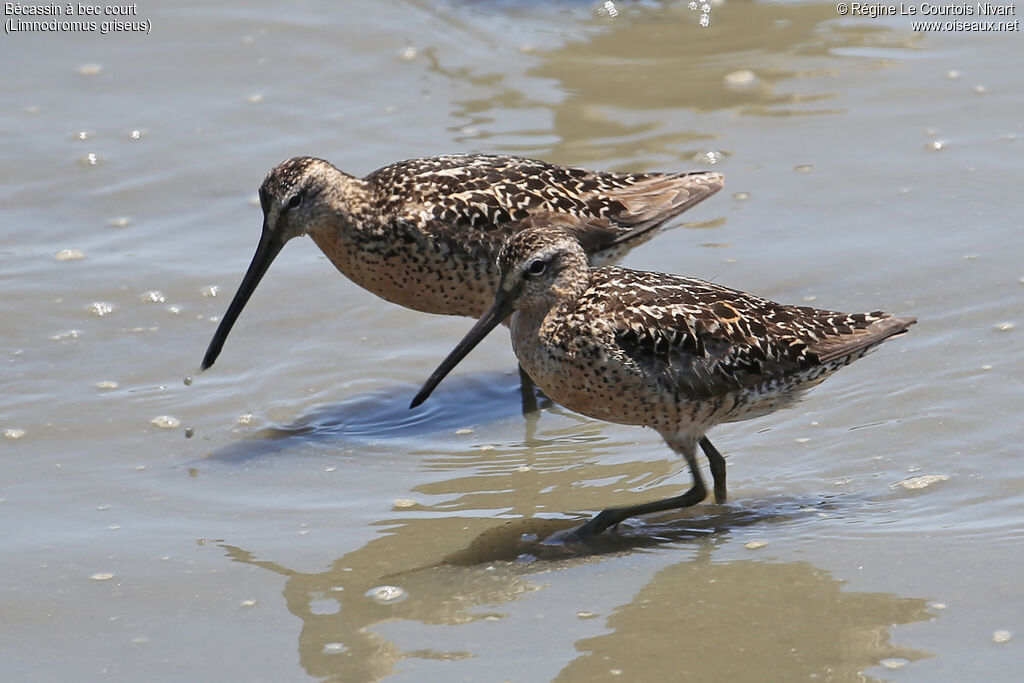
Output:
[
  {"xmin": 90, "ymin": 572, "xmax": 114, "ymax": 581},
  {"xmin": 323, "ymin": 642, "xmax": 347, "ymax": 654},
  {"xmin": 184, "ymin": 427, "xmax": 194, "ymax": 439},
  {"xmin": 240, "ymin": 599, "xmax": 258, "ymax": 607},
  {"xmin": 3, "ymin": 428, "xmax": 27, "ymax": 440},
  {"xmin": 993, "ymin": 630, "xmax": 1012, "ymax": 644},
  {"xmin": 393, "ymin": 498, "xmax": 417, "ymax": 508},
  {"xmin": 455, "ymin": 427, "xmax": 474, "ymax": 435},
  {"xmin": 367, "ymin": 585, "xmax": 407, "ymax": 604},
  {"xmin": 945, "ymin": 70, "xmax": 960, "ymax": 80},
  {"xmin": 994, "ymin": 322, "xmax": 1014, "ymax": 331},
  {"xmin": 744, "ymin": 540, "xmax": 767, "ymax": 550},
  {"xmin": 927, "ymin": 140, "xmax": 945, "ymax": 151},
  {"xmin": 400, "ymin": 46, "xmax": 417, "ymax": 61},
  {"xmin": 577, "ymin": 611, "xmax": 599, "ymax": 619},
  {"xmin": 183, "ymin": 376, "xmax": 193, "ymax": 386},
  {"xmin": 95, "ymin": 380, "xmax": 118, "ymax": 390}
]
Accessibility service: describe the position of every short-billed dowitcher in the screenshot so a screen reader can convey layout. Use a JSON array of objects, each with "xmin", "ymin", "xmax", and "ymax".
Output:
[
  {"xmin": 201, "ymin": 154, "xmax": 723, "ymax": 371},
  {"xmin": 411, "ymin": 221, "xmax": 916, "ymax": 538}
]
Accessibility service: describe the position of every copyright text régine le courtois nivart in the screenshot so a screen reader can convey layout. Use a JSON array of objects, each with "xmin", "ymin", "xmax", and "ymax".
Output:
[{"xmin": 839, "ymin": 2, "xmax": 1016, "ymax": 18}]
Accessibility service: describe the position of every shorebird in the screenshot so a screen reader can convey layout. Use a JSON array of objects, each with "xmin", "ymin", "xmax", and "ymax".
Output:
[
  {"xmin": 411, "ymin": 221, "xmax": 916, "ymax": 538},
  {"xmin": 200, "ymin": 154, "xmax": 723, "ymax": 375}
]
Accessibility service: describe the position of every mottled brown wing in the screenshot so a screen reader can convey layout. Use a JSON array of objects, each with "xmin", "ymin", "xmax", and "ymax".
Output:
[{"xmin": 587, "ymin": 268, "xmax": 910, "ymax": 400}]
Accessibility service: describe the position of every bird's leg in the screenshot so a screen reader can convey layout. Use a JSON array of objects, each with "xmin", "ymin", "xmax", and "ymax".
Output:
[
  {"xmin": 569, "ymin": 436, "xmax": 707, "ymax": 539},
  {"xmin": 700, "ymin": 436, "xmax": 727, "ymax": 504},
  {"xmin": 519, "ymin": 364, "xmax": 540, "ymax": 415}
]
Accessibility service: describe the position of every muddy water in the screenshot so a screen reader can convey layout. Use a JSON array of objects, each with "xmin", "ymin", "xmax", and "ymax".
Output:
[{"xmin": 2, "ymin": 1, "xmax": 1022, "ymax": 681}]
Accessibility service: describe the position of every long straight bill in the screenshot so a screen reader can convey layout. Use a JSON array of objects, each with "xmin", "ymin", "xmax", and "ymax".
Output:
[
  {"xmin": 410, "ymin": 293, "xmax": 514, "ymax": 409},
  {"xmin": 200, "ymin": 225, "xmax": 285, "ymax": 370}
]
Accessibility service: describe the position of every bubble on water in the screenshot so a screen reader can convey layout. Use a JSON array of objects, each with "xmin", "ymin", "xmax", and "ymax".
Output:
[
  {"xmin": 78, "ymin": 63, "xmax": 102, "ymax": 76},
  {"xmin": 732, "ymin": 192, "xmax": 751, "ymax": 201},
  {"xmin": 183, "ymin": 376, "xmax": 193, "ymax": 386},
  {"xmin": 400, "ymin": 46, "xmax": 417, "ymax": 61},
  {"xmin": 945, "ymin": 70, "xmax": 960, "ymax": 80},
  {"xmin": 86, "ymin": 302, "xmax": 114, "ymax": 317},
  {"xmin": 51, "ymin": 329, "xmax": 82, "ymax": 341},
  {"xmin": 973, "ymin": 84, "xmax": 987, "ymax": 94},
  {"xmin": 724, "ymin": 70, "xmax": 757, "ymax": 89},
  {"xmin": 90, "ymin": 572, "xmax": 114, "ymax": 581},
  {"xmin": 240, "ymin": 599, "xmax": 258, "ymax": 607},
  {"xmin": 895, "ymin": 474, "xmax": 949, "ymax": 490},
  {"xmin": 744, "ymin": 540, "xmax": 767, "ymax": 550},
  {"xmin": 794, "ymin": 164, "xmax": 814, "ymax": 173},
  {"xmin": 141, "ymin": 290, "xmax": 166, "ymax": 303},
  {"xmin": 3, "ymin": 428, "xmax": 27, "ymax": 440},
  {"xmin": 516, "ymin": 553, "xmax": 537, "ymax": 563},
  {"xmin": 165, "ymin": 305, "xmax": 182, "ymax": 315},
  {"xmin": 992, "ymin": 630, "xmax": 1012, "ymax": 644},
  {"xmin": 597, "ymin": 1, "xmax": 619, "ymax": 18},
  {"xmin": 80, "ymin": 153, "xmax": 100, "ymax": 166},
  {"xmin": 55, "ymin": 248, "xmax": 85, "ymax": 261},
  {"xmin": 994, "ymin": 322, "xmax": 1014, "ymax": 331},
  {"xmin": 367, "ymin": 585, "xmax": 407, "ymax": 604},
  {"xmin": 50, "ymin": 329, "xmax": 81, "ymax": 342},
  {"xmin": 577, "ymin": 611, "xmax": 599, "ymax": 619},
  {"xmin": 393, "ymin": 498, "xmax": 417, "ymax": 509},
  {"xmin": 200, "ymin": 285, "xmax": 220, "ymax": 298},
  {"xmin": 236, "ymin": 414, "xmax": 255, "ymax": 425},
  {"xmin": 455, "ymin": 427, "xmax": 474, "ymax": 435},
  {"xmin": 246, "ymin": 94, "xmax": 264, "ymax": 104},
  {"xmin": 128, "ymin": 129, "xmax": 143, "ymax": 140},
  {"xmin": 880, "ymin": 658, "xmax": 909, "ymax": 670},
  {"xmin": 184, "ymin": 427, "xmax": 194, "ymax": 439},
  {"xmin": 323, "ymin": 642, "xmax": 347, "ymax": 654},
  {"xmin": 151, "ymin": 415, "xmax": 180, "ymax": 429},
  {"xmin": 696, "ymin": 151, "xmax": 721, "ymax": 165},
  {"xmin": 109, "ymin": 217, "xmax": 132, "ymax": 228},
  {"xmin": 927, "ymin": 140, "xmax": 945, "ymax": 151}
]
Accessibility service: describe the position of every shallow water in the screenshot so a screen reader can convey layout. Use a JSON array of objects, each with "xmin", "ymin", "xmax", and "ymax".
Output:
[{"xmin": 2, "ymin": 1, "xmax": 1022, "ymax": 681}]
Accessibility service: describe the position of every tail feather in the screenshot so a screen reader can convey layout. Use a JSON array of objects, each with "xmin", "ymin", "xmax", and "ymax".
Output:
[{"xmin": 812, "ymin": 315, "xmax": 917, "ymax": 364}]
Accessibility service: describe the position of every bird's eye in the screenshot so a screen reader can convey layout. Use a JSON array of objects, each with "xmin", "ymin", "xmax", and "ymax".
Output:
[
  {"xmin": 526, "ymin": 259, "xmax": 546, "ymax": 276},
  {"xmin": 287, "ymin": 194, "xmax": 303, "ymax": 209}
]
